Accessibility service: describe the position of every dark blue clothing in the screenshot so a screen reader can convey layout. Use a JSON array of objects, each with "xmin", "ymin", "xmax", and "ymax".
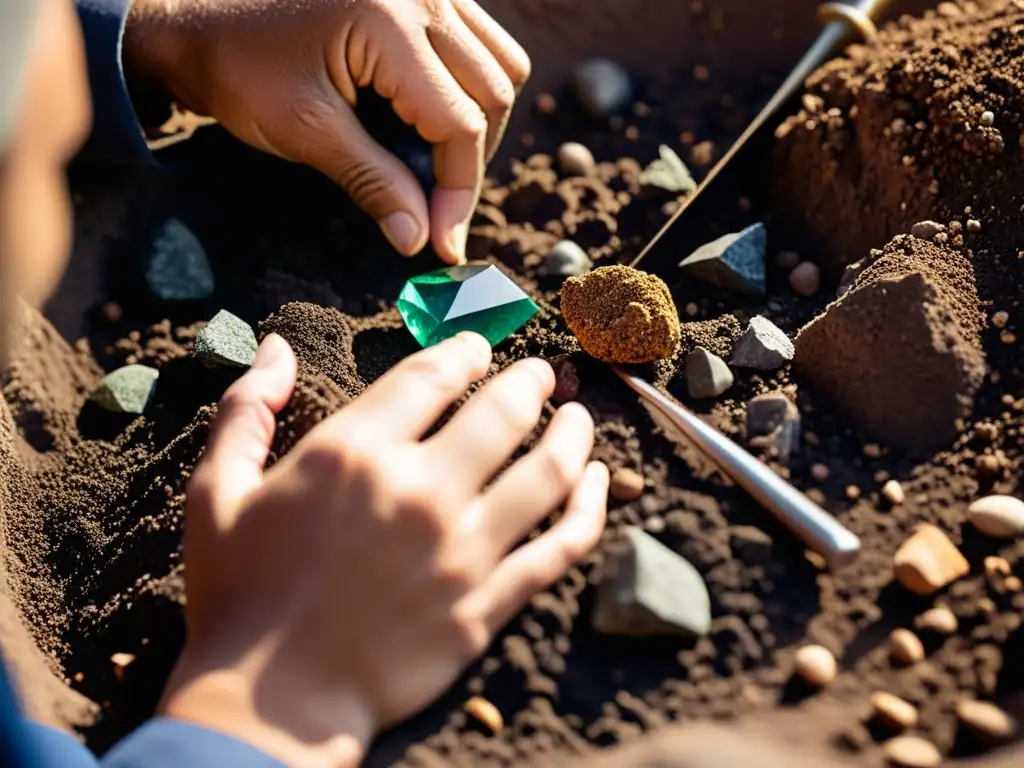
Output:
[{"xmin": 0, "ymin": 2, "xmax": 285, "ymax": 766}]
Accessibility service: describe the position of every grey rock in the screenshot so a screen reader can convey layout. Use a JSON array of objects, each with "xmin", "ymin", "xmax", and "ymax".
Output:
[
  {"xmin": 145, "ymin": 219, "xmax": 215, "ymax": 301},
  {"xmin": 731, "ymin": 316, "xmax": 794, "ymax": 371},
  {"xmin": 639, "ymin": 145, "xmax": 697, "ymax": 193},
  {"xmin": 910, "ymin": 220, "xmax": 946, "ymax": 241},
  {"xmin": 538, "ymin": 240, "xmax": 592, "ymax": 278},
  {"xmin": 679, "ymin": 222, "xmax": 766, "ymax": 295},
  {"xmin": 685, "ymin": 347, "xmax": 734, "ymax": 399},
  {"xmin": 556, "ymin": 142, "xmax": 596, "ymax": 177},
  {"xmin": 746, "ymin": 392, "xmax": 801, "ymax": 458},
  {"xmin": 574, "ymin": 58, "xmax": 631, "ymax": 118},
  {"xmin": 195, "ymin": 310, "xmax": 258, "ymax": 368},
  {"xmin": 592, "ymin": 527, "xmax": 711, "ymax": 638},
  {"xmin": 89, "ymin": 365, "xmax": 159, "ymax": 414}
]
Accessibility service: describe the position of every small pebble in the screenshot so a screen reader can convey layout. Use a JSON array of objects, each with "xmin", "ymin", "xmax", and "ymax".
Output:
[
  {"xmin": 871, "ymin": 691, "xmax": 919, "ymax": 730},
  {"xmin": 788, "ymin": 262, "xmax": 820, "ymax": 296},
  {"xmin": 730, "ymin": 316, "xmax": 794, "ymax": 371},
  {"xmin": 984, "ymin": 556, "xmax": 1011, "ymax": 577},
  {"xmin": 915, "ymin": 606, "xmax": 958, "ymax": 635},
  {"xmin": 980, "ymin": 110, "xmax": 995, "ymax": 127},
  {"xmin": 746, "ymin": 393, "xmax": 801, "ymax": 458},
  {"xmin": 774, "ymin": 250, "xmax": 801, "ymax": 269},
  {"xmin": 910, "ymin": 220, "xmax": 946, "ymax": 240},
  {"xmin": 574, "ymin": 58, "xmax": 631, "ymax": 118},
  {"xmin": 991, "ymin": 310, "xmax": 1009, "ymax": 328},
  {"xmin": 689, "ymin": 140, "xmax": 716, "ymax": 167},
  {"xmin": 145, "ymin": 218, "xmax": 215, "ymax": 301},
  {"xmin": 464, "ymin": 696, "xmax": 504, "ymax": 733},
  {"xmin": 893, "ymin": 524, "xmax": 969, "ymax": 595},
  {"xmin": 110, "ymin": 652, "xmax": 136, "ymax": 681},
  {"xmin": 883, "ymin": 735, "xmax": 942, "ymax": 767},
  {"xmin": 551, "ymin": 359, "xmax": 580, "ymax": 404},
  {"xmin": 610, "ymin": 468, "xmax": 645, "ymax": 502},
  {"xmin": 889, "ymin": 628, "xmax": 925, "ymax": 665},
  {"xmin": 956, "ymin": 699, "xmax": 1018, "ymax": 743},
  {"xmin": 810, "ymin": 463, "xmax": 830, "ymax": 482},
  {"xmin": 90, "ymin": 365, "xmax": 160, "ymax": 415},
  {"xmin": 100, "ymin": 302, "xmax": 123, "ymax": 324},
  {"xmin": 556, "ymin": 142, "xmax": 596, "ymax": 176},
  {"xmin": 684, "ymin": 302, "xmax": 699, "ymax": 317},
  {"xmin": 845, "ymin": 485, "xmax": 861, "ymax": 501},
  {"xmin": 535, "ymin": 92, "xmax": 557, "ymax": 115},
  {"xmin": 685, "ymin": 347, "xmax": 734, "ymax": 399},
  {"xmin": 883, "ymin": 480, "xmax": 906, "ymax": 506},
  {"xmin": 1005, "ymin": 575, "xmax": 1022, "ymax": 592},
  {"xmin": 967, "ymin": 495, "xmax": 1024, "ymax": 538},
  {"xmin": 195, "ymin": 310, "xmax": 259, "ymax": 368},
  {"xmin": 966, "ymin": 219, "xmax": 981, "ymax": 233},
  {"xmin": 539, "ymin": 240, "xmax": 592, "ymax": 278},
  {"xmin": 793, "ymin": 644, "xmax": 837, "ymax": 688}
]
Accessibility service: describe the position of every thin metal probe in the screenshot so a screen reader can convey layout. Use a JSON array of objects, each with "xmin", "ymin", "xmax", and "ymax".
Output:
[{"xmin": 612, "ymin": 366, "xmax": 861, "ymax": 571}]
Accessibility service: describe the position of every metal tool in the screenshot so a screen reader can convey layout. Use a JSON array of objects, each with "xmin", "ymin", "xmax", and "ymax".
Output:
[
  {"xmin": 613, "ymin": 366, "xmax": 861, "ymax": 571},
  {"xmin": 629, "ymin": 0, "xmax": 892, "ymax": 270}
]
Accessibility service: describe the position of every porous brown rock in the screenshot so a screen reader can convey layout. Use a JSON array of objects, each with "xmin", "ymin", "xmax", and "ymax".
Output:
[{"xmin": 794, "ymin": 236, "xmax": 984, "ymax": 453}]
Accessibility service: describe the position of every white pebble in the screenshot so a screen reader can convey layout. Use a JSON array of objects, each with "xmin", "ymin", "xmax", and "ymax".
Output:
[{"xmin": 967, "ymin": 495, "xmax": 1024, "ymax": 538}]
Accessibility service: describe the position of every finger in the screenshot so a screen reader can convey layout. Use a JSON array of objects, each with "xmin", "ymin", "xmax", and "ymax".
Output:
[
  {"xmin": 380, "ymin": 32, "xmax": 486, "ymax": 264},
  {"xmin": 322, "ymin": 331, "xmax": 491, "ymax": 445},
  {"xmin": 451, "ymin": 0, "xmax": 532, "ymax": 89},
  {"xmin": 189, "ymin": 334, "xmax": 297, "ymax": 516},
  {"xmin": 480, "ymin": 402, "xmax": 595, "ymax": 548},
  {"xmin": 267, "ymin": 88, "xmax": 430, "ymax": 256},
  {"xmin": 481, "ymin": 461, "xmax": 608, "ymax": 632},
  {"xmin": 428, "ymin": 8, "xmax": 516, "ymax": 162},
  {"xmin": 423, "ymin": 357, "xmax": 554, "ymax": 495}
]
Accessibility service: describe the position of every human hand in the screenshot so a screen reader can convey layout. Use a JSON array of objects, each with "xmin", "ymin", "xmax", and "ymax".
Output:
[
  {"xmin": 124, "ymin": 0, "xmax": 531, "ymax": 264},
  {"xmin": 159, "ymin": 332, "xmax": 607, "ymax": 768}
]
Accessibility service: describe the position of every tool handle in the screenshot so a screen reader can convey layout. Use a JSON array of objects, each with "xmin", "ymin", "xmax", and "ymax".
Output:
[{"xmin": 616, "ymin": 370, "xmax": 861, "ymax": 571}]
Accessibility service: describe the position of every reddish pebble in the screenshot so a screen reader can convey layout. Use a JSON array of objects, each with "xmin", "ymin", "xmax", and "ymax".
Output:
[
  {"xmin": 789, "ymin": 262, "xmax": 820, "ymax": 296},
  {"xmin": 535, "ymin": 92, "xmax": 557, "ymax": 115},
  {"xmin": 610, "ymin": 468, "xmax": 645, "ymax": 501},
  {"xmin": 552, "ymin": 359, "xmax": 580, "ymax": 404}
]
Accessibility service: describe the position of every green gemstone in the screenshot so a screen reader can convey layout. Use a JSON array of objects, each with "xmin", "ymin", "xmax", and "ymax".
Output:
[{"xmin": 398, "ymin": 264, "xmax": 539, "ymax": 347}]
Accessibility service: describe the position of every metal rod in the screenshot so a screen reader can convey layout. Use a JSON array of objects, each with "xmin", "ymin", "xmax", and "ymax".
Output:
[
  {"xmin": 629, "ymin": 0, "xmax": 893, "ymax": 269},
  {"xmin": 613, "ymin": 367, "xmax": 861, "ymax": 571}
]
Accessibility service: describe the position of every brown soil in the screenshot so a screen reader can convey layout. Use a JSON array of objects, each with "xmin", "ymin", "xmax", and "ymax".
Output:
[{"xmin": 0, "ymin": 1, "xmax": 1022, "ymax": 767}]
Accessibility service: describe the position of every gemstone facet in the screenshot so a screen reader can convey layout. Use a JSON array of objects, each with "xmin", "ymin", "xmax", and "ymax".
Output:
[{"xmin": 398, "ymin": 264, "xmax": 539, "ymax": 348}]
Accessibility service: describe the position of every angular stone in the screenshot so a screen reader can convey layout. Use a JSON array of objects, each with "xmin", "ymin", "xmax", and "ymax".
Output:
[
  {"xmin": 89, "ymin": 365, "xmax": 159, "ymax": 414},
  {"xmin": 639, "ymin": 144, "xmax": 697, "ymax": 193},
  {"xmin": 398, "ymin": 264, "xmax": 539, "ymax": 348},
  {"xmin": 730, "ymin": 316, "xmax": 794, "ymax": 370},
  {"xmin": 746, "ymin": 392, "xmax": 801, "ymax": 458},
  {"xmin": 592, "ymin": 527, "xmax": 711, "ymax": 638},
  {"xmin": 679, "ymin": 223, "xmax": 767, "ymax": 295},
  {"xmin": 685, "ymin": 347, "xmax": 734, "ymax": 399},
  {"xmin": 145, "ymin": 219, "xmax": 215, "ymax": 301},
  {"xmin": 893, "ymin": 524, "xmax": 969, "ymax": 596},
  {"xmin": 573, "ymin": 58, "xmax": 631, "ymax": 118},
  {"xmin": 195, "ymin": 310, "xmax": 258, "ymax": 368},
  {"xmin": 538, "ymin": 240, "xmax": 592, "ymax": 278}
]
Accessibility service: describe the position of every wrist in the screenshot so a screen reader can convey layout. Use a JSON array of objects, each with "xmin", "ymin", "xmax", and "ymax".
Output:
[{"xmin": 159, "ymin": 645, "xmax": 373, "ymax": 768}]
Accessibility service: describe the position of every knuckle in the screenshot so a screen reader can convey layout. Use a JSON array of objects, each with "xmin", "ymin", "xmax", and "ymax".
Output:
[
  {"xmin": 284, "ymin": 92, "xmax": 335, "ymax": 136},
  {"xmin": 333, "ymin": 158, "xmax": 391, "ymax": 205},
  {"xmin": 537, "ymin": 445, "xmax": 583, "ymax": 493},
  {"xmin": 296, "ymin": 439, "xmax": 351, "ymax": 482},
  {"xmin": 445, "ymin": 103, "xmax": 488, "ymax": 142},
  {"xmin": 489, "ymin": 392, "xmax": 538, "ymax": 436},
  {"xmin": 401, "ymin": 351, "xmax": 467, "ymax": 400}
]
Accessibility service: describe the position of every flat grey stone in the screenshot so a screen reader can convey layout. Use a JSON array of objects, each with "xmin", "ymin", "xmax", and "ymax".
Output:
[
  {"xmin": 145, "ymin": 219, "xmax": 215, "ymax": 301},
  {"xmin": 574, "ymin": 58, "xmax": 631, "ymax": 118},
  {"xmin": 539, "ymin": 239, "xmax": 592, "ymax": 278},
  {"xmin": 746, "ymin": 392, "xmax": 801, "ymax": 458},
  {"xmin": 679, "ymin": 223, "xmax": 766, "ymax": 295},
  {"xmin": 89, "ymin": 365, "xmax": 159, "ymax": 414},
  {"xmin": 592, "ymin": 527, "xmax": 711, "ymax": 638},
  {"xmin": 639, "ymin": 145, "xmax": 697, "ymax": 193},
  {"xmin": 730, "ymin": 316, "xmax": 794, "ymax": 371},
  {"xmin": 195, "ymin": 310, "xmax": 258, "ymax": 368},
  {"xmin": 685, "ymin": 347, "xmax": 734, "ymax": 399}
]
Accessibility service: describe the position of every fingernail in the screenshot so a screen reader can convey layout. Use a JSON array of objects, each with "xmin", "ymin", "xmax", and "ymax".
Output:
[
  {"xmin": 253, "ymin": 334, "xmax": 288, "ymax": 370},
  {"xmin": 382, "ymin": 211, "xmax": 422, "ymax": 256},
  {"xmin": 447, "ymin": 220, "xmax": 468, "ymax": 264},
  {"xmin": 455, "ymin": 331, "xmax": 492, "ymax": 363}
]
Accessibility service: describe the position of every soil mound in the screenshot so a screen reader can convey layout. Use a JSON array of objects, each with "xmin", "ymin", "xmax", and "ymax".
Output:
[{"xmin": 794, "ymin": 235, "xmax": 985, "ymax": 453}]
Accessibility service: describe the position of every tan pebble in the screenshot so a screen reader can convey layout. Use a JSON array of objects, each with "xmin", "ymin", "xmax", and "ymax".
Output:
[
  {"xmin": 893, "ymin": 524, "xmax": 969, "ymax": 595},
  {"xmin": 610, "ymin": 468, "xmax": 645, "ymax": 501},
  {"xmin": 789, "ymin": 262, "xmax": 820, "ymax": 296},
  {"xmin": 845, "ymin": 485, "xmax": 861, "ymax": 501},
  {"xmin": 883, "ymin": 735, "xmax": 942, "ymax": 767},
  {"xmin": 793, "ymin": 644, "xmax": 837, "ymax": 687},
  {"xmin": 967, "ymin": 218, "xmax": 981, "ymax": 233},
  {"xmin": 535, "ymin": 92, "xmax": 557, "ymax": 115},
  {"xmin": 991, "ymin": 310, "xmax": 1009, "ymax": 328},
  {"xmin": 871, "ymin": 692, "xmax": 919, "ymax": 729},
  {"xmin": 910, "ymin": 220, "xmax": 946, "ymax": 240},
  {"xmin": 684, "ymin": 302, "xmax": 699, "ymax": 317},
  {"xmin": 977, "ymin": 597, "xmax": 996, "ymax": 615},
  {"xmin": 889, "ymin": 629, "xmax": 925, "ymax": 665},
  {"xmin": 984, "ymin": 556, "xmax": 1011, "ymax": 576},
  {"xmin": 883, "ymin": 480, "xmax": 906, "ymax": 505},
  {"xmin": 967, "ymin": 495, "xmax": 1024, "ymax": 538},
  {"xmin": 1001, "ymin": 330, "xmax": 1017, "ymax": 344},
  {"xmin": 1005, "ymin": 575, "xmax": 1022, "ymax": 592},
  {"xmin": 110, "ymin": 652, "xmax": 136, "ymax": 680},
  {"xmin": 464, "ymin": 696, "xmax": 504, "ymax": 733},
  {"xmin": 863, "ymin": 443, "xmax": 883, "ymax": 459},
  {"xmin": 556, "ymin": 142, "xmax": 596, "ymax": 176},
  {"xmin": 810, "ymin": 463, "xmax": 830, "ymax": 482},
  {"xmin": 915, "ymin": 607, "xmax": 958, "ymax": 635},
  {"xmin": 957, "ymin": 699, "xmax": 1018, "ymax": 742}
]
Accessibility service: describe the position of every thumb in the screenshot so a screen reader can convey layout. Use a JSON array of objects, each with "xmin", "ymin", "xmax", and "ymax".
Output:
[
  {"xmin": 189, "ymin": 334, "xmax": 298, "ymax": 517},
  {"xmin": 270, "ymin": 93, "xmax": 430, "ymax": 256}
]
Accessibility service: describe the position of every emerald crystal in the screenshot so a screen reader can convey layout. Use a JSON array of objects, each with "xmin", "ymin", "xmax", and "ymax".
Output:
[{"xmin": 398, "ymin": 264, "xmax": 539, "ymax": 347}]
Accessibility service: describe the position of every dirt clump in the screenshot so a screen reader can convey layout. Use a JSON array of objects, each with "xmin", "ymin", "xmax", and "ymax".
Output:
[
  {"xmin": 794, "ymin": 235, "xmax": 985, "ymax": 453},
  {"xmin": 561, "ymin": 265, "xmax": 680, "ymax": 363}
]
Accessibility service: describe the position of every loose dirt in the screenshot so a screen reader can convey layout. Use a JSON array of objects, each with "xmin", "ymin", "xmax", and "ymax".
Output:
[{"xmin": 1, "ymin": 1, "xmax": 1022, "ymax": 767}]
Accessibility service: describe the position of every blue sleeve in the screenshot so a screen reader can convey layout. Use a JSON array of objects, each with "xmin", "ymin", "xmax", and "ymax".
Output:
[
  {"xmin": 101, "ymin": 718, "xmax": 288, "ymax": 768},
  {"xmin": 75, "ymin": 0, "xmax": 155, "ymax": 164}
]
